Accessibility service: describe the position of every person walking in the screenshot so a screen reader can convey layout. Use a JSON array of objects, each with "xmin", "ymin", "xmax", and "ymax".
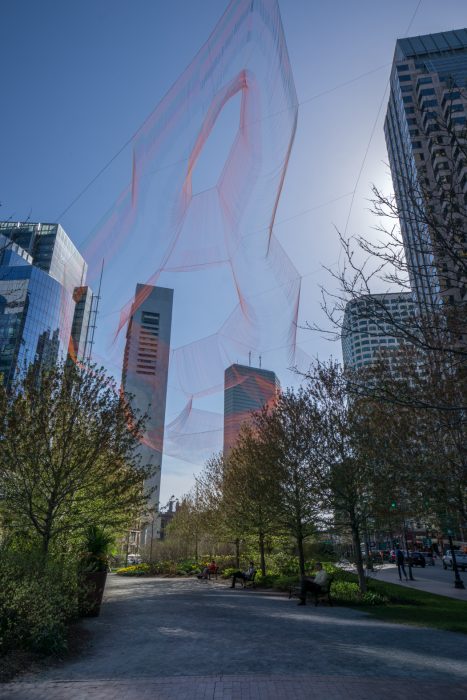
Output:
[{"xmin": 396, "ymin": 547, "xmax": 408, "ymax": 581}]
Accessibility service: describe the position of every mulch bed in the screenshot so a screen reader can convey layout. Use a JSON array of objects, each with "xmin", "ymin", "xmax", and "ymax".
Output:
[{"xmin": 0, "ymin": 621, "xmax": 91, "ymax": 683}]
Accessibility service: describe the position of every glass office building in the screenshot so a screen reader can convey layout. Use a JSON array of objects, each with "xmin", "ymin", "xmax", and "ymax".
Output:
[
  {"xmin": 0, "ymin": 222, "xmax": 90, "ymax": 386},
  {"xmin": 384, "ymin": 29, "xmax": 467, "ymax": 308},
  {"xmin": 223, "ymin": 363, "xmax": 280, "ymax": 455}
]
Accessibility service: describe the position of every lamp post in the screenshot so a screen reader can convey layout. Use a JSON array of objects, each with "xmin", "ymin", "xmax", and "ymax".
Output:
[{"xmin": 448, "ymin": 532, "xmax": 465, "ymax": 590}]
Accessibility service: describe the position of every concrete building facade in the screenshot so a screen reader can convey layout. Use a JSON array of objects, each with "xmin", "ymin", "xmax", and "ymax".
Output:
[
  {"xmin": 341, "ymin": 292, "xmax": 416, "ymax": 372},
  {"xmin": 122, "ymin": 284, "xmax": 173, "ymax": 542}
]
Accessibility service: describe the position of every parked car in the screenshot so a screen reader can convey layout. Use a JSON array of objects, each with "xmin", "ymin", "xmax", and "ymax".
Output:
[
  {"xmin": 404, "ymin": 551, "xmax": 426, "ymax": 567},
  {"xmin": 443, "ymin": 550, "xmax": 467, "ymax": 572},
  {"xmin": 420, "ymin": 552, "xmax": 435, "ymax": 566},
  {"xmin": 127, "ymin": 553, "xmax": 142, "ymax": 565}
]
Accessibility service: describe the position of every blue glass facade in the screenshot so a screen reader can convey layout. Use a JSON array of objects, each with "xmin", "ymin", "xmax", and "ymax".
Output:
[{"xmin": 0, "ymin": 222, "xmax": 89, "ymax": 386}]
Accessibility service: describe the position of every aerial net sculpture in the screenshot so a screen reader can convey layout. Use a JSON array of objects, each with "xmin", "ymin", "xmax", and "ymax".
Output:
[{"xmin": 66, "ymin": 0, "xmax": 307, "ymax": 465}]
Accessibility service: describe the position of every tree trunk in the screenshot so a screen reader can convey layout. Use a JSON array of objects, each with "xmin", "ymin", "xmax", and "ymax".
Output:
[
  {"xmin": 235, "ymin": 538, "xmax": 240, "ymax": 568},
  {"xmin": 351, "ymin": 521, "xmax": 367, "ymax": 593},
  {"xmin": 297, "ymin": 533, "xmax": 305, "ymax": 577},
  {"xmin": 42, "ymin": 531, "xmax": 51, "ymax": 557},
  {"xmin": 259, "ymin": 531, "xmax": 266, "ymax": 576}
]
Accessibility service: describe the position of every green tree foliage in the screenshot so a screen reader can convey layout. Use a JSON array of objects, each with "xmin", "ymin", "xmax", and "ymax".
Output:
[
  {"xmin": 224, "ymin": 423, "xmax": 283, "ymax": 575},
  {"xmin": 0, "ymin": 361, "xmax": 153, "ymax": 555},
  {"xmin": 252, "ymin": 387, "xmax": 323, "ymax": 576}
]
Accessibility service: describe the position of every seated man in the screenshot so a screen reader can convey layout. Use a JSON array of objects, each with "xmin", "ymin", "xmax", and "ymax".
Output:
[
  {"xmin": 231, "ymin": 561, "xmax": 256, "ymax": 589},
  {"xmin": 297, "ymin": 562, "xmax": 328, "ymax": 605}
]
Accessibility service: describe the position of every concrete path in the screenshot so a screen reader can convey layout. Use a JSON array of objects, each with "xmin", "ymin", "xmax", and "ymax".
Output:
[
  {"xmin": 2, "ymin": 574, "xmax": 467, "ymax": 699},
  {"xmin": 366, "ymin": 562, "xmax": 467, "ymax": 600}
]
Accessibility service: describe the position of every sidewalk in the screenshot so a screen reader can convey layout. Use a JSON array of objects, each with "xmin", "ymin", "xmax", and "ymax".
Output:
[
  {"xmin": 366, "ymin": 563, "xmax": 467, "ymax": 601},
  {"xmin": 4, "ymin": 675, "xmax": 467, "ymax": 700},
  {"xmin": 2, "ymin": 576, "xmax": 467, "ymax": 699}
]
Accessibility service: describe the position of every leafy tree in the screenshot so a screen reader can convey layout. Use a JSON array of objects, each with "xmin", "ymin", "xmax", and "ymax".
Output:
[
  {"xmin": 165, "ymin": 494, "xmax": 203, "ymax": 560},
  {"xmin": 224, "ymin": 423, "xmax": 283, "ymax": 576},
  {"xmin": 254, "ymin": 387, "xmax": 323, "ymax": 576},
  {"xmin": 0, "ymin": 361, "xmax": 153, "ymax": 556},
  {"xmin": 303, "ymin": 361, "xmax": 375, "ymax": 591}
]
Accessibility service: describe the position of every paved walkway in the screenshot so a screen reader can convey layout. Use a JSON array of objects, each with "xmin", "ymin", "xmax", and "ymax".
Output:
[
  {"xmin": 2, "ymin": 575, "xmax": 467, "ymax": 699},
  {"xmin": 366, "ymin": 563, "xmax": 467, "ymax": 600}
]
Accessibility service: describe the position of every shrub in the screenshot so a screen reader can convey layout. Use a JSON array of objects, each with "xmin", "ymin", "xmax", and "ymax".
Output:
[
  {"xmin": 272, "ymin": 574, "xmax": 299, "ymax": 590},
  {"xmin": 0, "ymin": 548, "xmax": 79, "ymax": 655},
  {"xmin": 115, "ymin": 564, "xmax": 150, "ymax": 576},
  {"xmin": 221, "ymin": 567, "xmax": 238, "ymax": 579},
  {"xmin": 331, "ymin": 580, "xmax": 387, "ymax": 606},
  {"xmin": 79, "ymin": 526, "xmax": 113, "ymax": 573},
  {"xmin": 254, "ymin": 573, "xmax": 279, "ymax": 588}
]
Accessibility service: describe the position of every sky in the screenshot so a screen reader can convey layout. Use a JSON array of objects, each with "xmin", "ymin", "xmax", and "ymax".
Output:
[{"xmin": 1, "ymin": 0, "xmax": 466, "ymax": 503}]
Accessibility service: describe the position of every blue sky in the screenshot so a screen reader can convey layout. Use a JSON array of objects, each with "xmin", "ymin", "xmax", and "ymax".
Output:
[{"xmin": 1, "ymin": 0, "xmax": 466, "ymax": 501}]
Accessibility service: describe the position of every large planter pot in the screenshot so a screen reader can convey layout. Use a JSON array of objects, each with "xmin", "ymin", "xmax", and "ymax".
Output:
[{"xmin": 79, "ymin": 570, "xmax": 108, "ymax": 617}]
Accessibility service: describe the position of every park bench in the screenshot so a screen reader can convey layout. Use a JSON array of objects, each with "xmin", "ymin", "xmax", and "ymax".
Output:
[
  {"xmin": 241, "ymin": 571, "xmax": 257, "ymax": 589},
  {"xmin": 207, "ymin": 566, "xmax": 219, "ymax": 580},
  {"xmin": 288, "ymin": 576, "xmax": 333, "ymax": 606},
  {"xmin": 230, "ymin": 570, "xmax": 257, "ymax": 589}
]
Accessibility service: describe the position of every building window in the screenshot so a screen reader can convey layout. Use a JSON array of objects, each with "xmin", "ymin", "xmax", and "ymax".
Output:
[{"xmin": 419, "ymin": 88, "xmax": 435, "ymax": 97}]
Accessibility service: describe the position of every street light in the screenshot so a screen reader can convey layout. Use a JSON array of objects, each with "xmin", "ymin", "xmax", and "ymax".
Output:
[{"xmin": 447, "ymin": 532, "xmax": 465, "ymax": 590}]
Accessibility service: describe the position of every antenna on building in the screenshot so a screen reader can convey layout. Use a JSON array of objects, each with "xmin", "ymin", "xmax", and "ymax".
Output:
[
  {"xmin": 248, "ymin": 351, "xmax": 251, "ymax": 367},
  {"xmin": 259, "ymin": 354, "xmax": 262, "ymax": 368},
  {"xmin": 86, "ymin": 258, "xmax": 104, "ymax": 362}
]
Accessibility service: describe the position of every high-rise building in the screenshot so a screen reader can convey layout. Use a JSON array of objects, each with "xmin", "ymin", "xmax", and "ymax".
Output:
[
  {"xmin": 341, "ymin": 292, "xmax": 416, "ymax": 372},
  {"xmin": 223, "ymin": 363, "xmax": 280, "ymax": 455},
  {"xmin": 0, "ymin": 221, "xmax": 90, "ymax": 386},
  {"xmin": 384, "ymin": 29, "xmax": 467, "ymax": 308},
  {"xmin": 122, "ymin": 284, "xmax": 173, "ymax": 541}
]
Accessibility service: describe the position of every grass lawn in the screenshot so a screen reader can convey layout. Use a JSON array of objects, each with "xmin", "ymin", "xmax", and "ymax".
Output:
[{"xmin": 361, "ymin": 578, "xmax": 467, "ymax": 634}]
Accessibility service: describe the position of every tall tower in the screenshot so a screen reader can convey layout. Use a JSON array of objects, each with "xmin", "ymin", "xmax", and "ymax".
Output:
[
  {"xmin": 341, "ymin": 292, "xmax": 416, "ymax": 372},
  {"xmin": 122, "ymin": 284, "xmax": 173, "ymax": 535},
  {"xmin": 384, "ymin": 29, "xmax": 467, "ymax": 308},
  {"xmin": 223, "ymin": 363, "xmax": 280, "ymax": 456}
]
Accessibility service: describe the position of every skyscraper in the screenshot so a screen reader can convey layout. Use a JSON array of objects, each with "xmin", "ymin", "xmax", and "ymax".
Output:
[
  {"xmin": 223, "ymin": 363, "xmax": 280, "ymax": 455},
  {"xmin": 384, "ymin": 29, "xmax": 467, "ymax": 308},
  {"xmin": 0, "ymin": 221, "xmax": 90, "ymax": 386},
  {"xmin": 122, "ymin": 284, "xmax": 173, "ymax": 540},
  {"xmin": 341, "ymin": 292, "xmax": 416, "ymax": 372}
]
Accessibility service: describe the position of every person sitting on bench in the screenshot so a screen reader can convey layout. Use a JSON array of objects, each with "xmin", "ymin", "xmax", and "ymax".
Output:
[
  {"xmin": 207, "ymin": 560, "xmax": 218, "ymax": 578},
  {"xmin": 197, "ymin": 566, "xmax": 209, "ymax": 580},
  {"xmin": 297, "ymin": 562, "xmax": 328, "ymax": 605},
  {"xmin": 231, "ymin": 561, "xmax": 256, "ymax": 588}
]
